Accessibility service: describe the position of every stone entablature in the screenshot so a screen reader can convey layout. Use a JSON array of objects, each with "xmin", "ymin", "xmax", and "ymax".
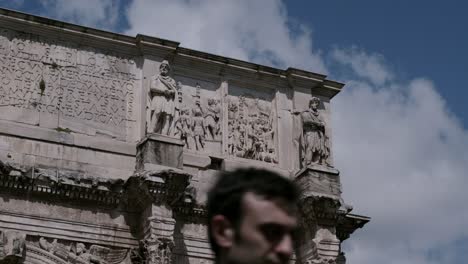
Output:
[
  {"xmin": 0, "ymin": 7, "xmax": 369, "ymax": 264},
  {"xmin": 0, "ymin": 7, "xmax": 342, "ymax": 171}
]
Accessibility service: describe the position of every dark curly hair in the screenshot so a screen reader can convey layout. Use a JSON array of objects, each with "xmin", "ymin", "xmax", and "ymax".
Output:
[{"xmin": 206, "ymin": 167, "xmax": 300, "ymax": 256}]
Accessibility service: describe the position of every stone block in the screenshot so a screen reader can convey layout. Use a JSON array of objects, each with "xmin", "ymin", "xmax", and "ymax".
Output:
[
  {"xmin": 0, "ymin": 119, "xmax": 74, "ymax": 145},
  {"xmin": 73, "ymin": 133, "xmax": 136, "ymax": 156},
  {"xmin": 294, "ymin": 165, "xmax": 341, "ymax": 199},
  {"xmin": 38, "ymin": 111, "xmax": 59, "ymax": 130},
  {"xmin": 136, "ymin": 134, "xmax": 184, "ymax": 171},
  {"xmin": 183, "ymin": 152, "xmax": 211, "ymax": 168}
]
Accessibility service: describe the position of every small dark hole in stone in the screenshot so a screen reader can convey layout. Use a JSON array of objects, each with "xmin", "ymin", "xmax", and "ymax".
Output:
[
  {"xmin": 208, "ymin": 157, "xmax": 223, "ymax": 170},
  {"xmin": 39, "ymin": 79, "xmax": 46, "ymax": 95}
]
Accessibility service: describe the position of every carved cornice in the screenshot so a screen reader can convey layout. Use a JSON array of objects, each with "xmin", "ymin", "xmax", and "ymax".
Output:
[
  {"xmin": 336, "ymin": 213, "xmax": 370, "ymax": 241},
  {"xmin": 173, "ymin": 204, "xmax": 207, "ymax": 224},
  {"xmin": 123, "ymin": 168, "xmax": 192, "ymax": 211},
  {"xmin": 0, "ymin": 161, "xmax": 200, "ymax": 213},
  {"xmin": 0, "ymin": 163, "xmax": 124, "ymax": 207}
]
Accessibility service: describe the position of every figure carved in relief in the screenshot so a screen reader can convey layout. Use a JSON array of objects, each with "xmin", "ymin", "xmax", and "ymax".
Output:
[
  {"xmin": 147, "ymin": 60, "xmax": 179, "ymax": 136},
  {"xmin": 68, "ymin": 243, "xmax": 103, "ymax": 264},
  {"xmin": 234, "ymin": 135, "xmax": 246, "ymax": 158},
  {"xmin": 257, "ymin": 115, "xmax": 277, "ymax": 163},
  {"xmin": 38, "ymin": 238, "xmax": 128, "ymax": 264},
  {"xmin": 301, "ymin": 97, "xmax": 330, "ymax": 166},
  {"xmin": 192, "ymin": 101, "xmax": 205, "ymax": 150},
  {"xmin": 173, "ymin": 107, "xmax": 192, "ymax": 149},
  {"xmin": 171, "ymin": 89, "xmax": 193, "ymax": 149},
  {"xmin": 170, "ymin": 89, "xmax": 183, "ymax": 137},
  {"xmin": 204, "ymin": 98, "xmax": 221, "ymax": 140},
  {"xmin": 227, "ymin": 95, "xmax": 277, "ymax": 163},
  {"xmin": 39, "ymin": 237, "xmax": 57, "ymax": 252},
  {"xmin": 227, "ymin": 101, "xmax": 239, "ymax": 153},
  {"xmin": 144, "ymin": 234, "xmax": 173, "ymax": 264}
]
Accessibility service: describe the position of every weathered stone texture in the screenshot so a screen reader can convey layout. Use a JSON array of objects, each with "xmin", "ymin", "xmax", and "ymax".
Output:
[{"xmin": 0, "ymin": 8, "xmax": 368, "ymax": 264}]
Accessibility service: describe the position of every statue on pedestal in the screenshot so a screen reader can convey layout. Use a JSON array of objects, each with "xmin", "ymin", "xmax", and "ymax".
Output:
[
  {"xmin": 147, "ymin": 60, "xmax": 179, "ymax": 136},
  {"xmin": 301, "ymin": 97, "xmax": 330, "ymax": 167}
]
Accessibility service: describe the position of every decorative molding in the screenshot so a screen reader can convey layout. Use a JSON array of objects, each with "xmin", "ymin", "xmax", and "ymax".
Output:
[
  {"xmin": 123, "ymin": 167, "xmax": 195, "ymax": 212},
  {"xmin": 0, "ymin": 163, "xmax": 124, "ymax": 206},
  {"xmin": 336, "ymin": 213, "xmax": 370, "ymax": 242}
]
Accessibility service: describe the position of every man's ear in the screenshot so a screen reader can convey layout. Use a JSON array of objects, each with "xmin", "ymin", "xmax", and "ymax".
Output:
[{"xmin": 211, "ymin": 215, "xmax": 235, "ymax": 249}]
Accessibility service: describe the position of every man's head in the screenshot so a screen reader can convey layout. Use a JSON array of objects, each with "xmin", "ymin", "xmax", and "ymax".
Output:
[
  {"xmin": 76, "ymin": 243, "xmax": 86, "ymax": 254},
  {"xmin": 159, "ymin": 60, "xmax": 171, "ymax": 76},
  {"xmin": 309, "ymin": 97, "xmax": 320, "ymax": 110},
  {"xmin": 207, "ymin": 168, "xmax": 300, "ymax": 264}
]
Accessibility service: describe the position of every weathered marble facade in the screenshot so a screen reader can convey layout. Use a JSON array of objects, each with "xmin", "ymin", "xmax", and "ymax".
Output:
[{"xmin": 0, "ymin": 8, "xmax": 369, "ymax": 264}]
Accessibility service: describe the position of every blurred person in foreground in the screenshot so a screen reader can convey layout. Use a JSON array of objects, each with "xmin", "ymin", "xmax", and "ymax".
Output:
[{"xmin": 207, "ymin": 168, "xmax": 300, "ymax": 264}]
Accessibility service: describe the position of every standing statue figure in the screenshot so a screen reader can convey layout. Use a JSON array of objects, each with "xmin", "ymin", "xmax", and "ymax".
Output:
[
  {"xmin": 301, "ymin": 97, "xmax": 330, "ymax": 166},
  {"xmin": 174, "ymin": 107, "xmax": 193, "ymax": 149},
  {"xmin": 192, "ymin": 101, "xmax": 205, "ymax": 150},
  {"xmin": 147, "ymin": 60, "xmax": 179, "ymax": 135},
  {"xmin": 204, "ymin": 98, "xmax": 221, "ymax": 140}
]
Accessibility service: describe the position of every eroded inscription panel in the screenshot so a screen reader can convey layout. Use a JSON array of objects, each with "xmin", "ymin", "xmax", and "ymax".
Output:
[{"xmin": 0, "ymin": 28, "xmax": 139, "ymax": 140}]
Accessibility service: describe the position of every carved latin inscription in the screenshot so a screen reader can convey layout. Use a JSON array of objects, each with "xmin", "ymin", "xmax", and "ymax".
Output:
[{"xmin": 0, "ymin": 29, "xmax": 137, "ymax": 131}]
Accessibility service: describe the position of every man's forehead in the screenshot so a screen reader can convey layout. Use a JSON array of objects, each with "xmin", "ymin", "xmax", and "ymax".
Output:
[{"xmin": 242, "ymin": 192, "xmax": 297, "ymax": 224}]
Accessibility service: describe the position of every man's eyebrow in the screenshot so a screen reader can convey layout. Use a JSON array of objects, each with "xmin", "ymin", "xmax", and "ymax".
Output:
[{"xmin": 259, "ymin": 222, "xmax": 298, "ymax": 231}]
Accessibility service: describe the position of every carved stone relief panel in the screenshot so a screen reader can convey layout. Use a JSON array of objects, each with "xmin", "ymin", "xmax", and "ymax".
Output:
[
  {"xmin": 0, "ymin": 28, "xmax": 139, "ymax": 140},
  {"xmin": 168, "ymin": 74, "xmax": 222, "ymax": 154},
  {"xmin": 227, "ymin": 85, "xmax": 277, "ymax": 163},
  {"xmin": 28, "ymin": 236, "xmax": 131, "ymax": 264},
  {"xmin": 141, "ymin": 234, "xmax": 173, "ymax": 264}
]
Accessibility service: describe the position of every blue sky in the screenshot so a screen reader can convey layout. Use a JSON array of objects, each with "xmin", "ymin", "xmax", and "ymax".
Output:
[
  {"xmin": 287, "ymin": 0, "xmax": 468, "ymax": 127},
  {"xmin": 1, "ymin": 1, "xmax": 467, "ymax": 264}
]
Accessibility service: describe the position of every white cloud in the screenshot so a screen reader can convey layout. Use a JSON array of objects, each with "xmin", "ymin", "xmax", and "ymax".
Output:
[
  {"xmin": 38, "ymin": 0, "xmax": 119, "ymax": 30},
  {"xmin": 125, "ymin": 0, "xmax": 327, "ymax": 73},
  {"xmin": 331, "ymin": 47, "xmax": 394, "ymax": 86},
  {"xmin": 333, "ymin": 76, "xmax": 468, "ymax": 263}
]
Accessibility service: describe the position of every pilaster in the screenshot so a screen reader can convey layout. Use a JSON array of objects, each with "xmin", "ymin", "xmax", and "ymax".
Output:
[
  {"xmin": 295, "ymin": 167, "xmax": 343, "ymax": 264},
  {"xmin": 142, "ymin": 205, "xmax": 176, "ymax": 264},
  {"xmin": 128, "ymin": 132, "xmax": 192, "ymax": 264}
]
